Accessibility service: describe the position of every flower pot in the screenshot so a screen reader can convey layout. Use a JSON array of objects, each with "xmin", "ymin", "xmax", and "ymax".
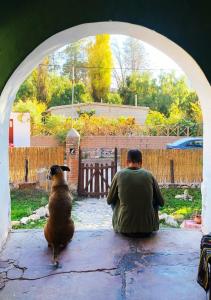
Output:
[{"xmin": 193, "ymin": 215, "xmax": 202, "ymax": 224}]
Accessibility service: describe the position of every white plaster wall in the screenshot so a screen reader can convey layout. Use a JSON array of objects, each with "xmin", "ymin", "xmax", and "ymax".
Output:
[
  {"xmin": 48, "ymin": 103, "xmax": 149, "ymax": 124},
  {"xmin": 11, "ymin": 112, "xmax": 30, "ymax": 147},
  {"xmin": 0, "ymin": 21, "xmax": 211, "ymax": 248}
]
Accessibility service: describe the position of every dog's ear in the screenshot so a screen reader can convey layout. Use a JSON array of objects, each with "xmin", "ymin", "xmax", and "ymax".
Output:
[
  {"xmin": 60, "ymin": 166, "xmax": 70, "ymax": 172},
  {"xmin": 50, "ymin": 165, "xmax": 60, "ymax": 175}
]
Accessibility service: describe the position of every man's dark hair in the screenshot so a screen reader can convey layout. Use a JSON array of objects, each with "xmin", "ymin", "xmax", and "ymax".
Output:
[{"xmin": 127, "ymin": 149, "xmax": 142, "ymax": 164}]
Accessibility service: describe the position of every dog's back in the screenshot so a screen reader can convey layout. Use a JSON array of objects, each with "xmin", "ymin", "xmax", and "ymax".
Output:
[{"xmin": 44, "ymin": 165, "xmax": 74, "ymax": 265}]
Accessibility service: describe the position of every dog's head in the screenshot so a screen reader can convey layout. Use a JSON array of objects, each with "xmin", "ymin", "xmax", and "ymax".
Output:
[{"xmin": 47, "ymin": 165, "xmax": 70, "ymax": 180}]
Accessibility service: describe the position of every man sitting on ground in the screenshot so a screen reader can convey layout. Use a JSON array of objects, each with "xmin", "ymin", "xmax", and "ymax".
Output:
[{"xmin": 107, "ymin": 149, "xmax": 164, "ymax": 237}]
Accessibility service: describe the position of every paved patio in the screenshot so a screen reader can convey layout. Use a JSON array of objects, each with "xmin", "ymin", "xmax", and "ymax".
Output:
[{"xmin": 0, "ymin": 228, "xmax": 206, "ymax": 300}]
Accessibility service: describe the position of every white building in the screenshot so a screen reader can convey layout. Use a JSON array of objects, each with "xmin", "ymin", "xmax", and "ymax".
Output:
[
  {"xmin": 47, "ymin": 103, "xmax": 149, "ymax": 125},
  {"xmin": 9, "ymin": 112, "xmax": 30, "ymax": 147}
]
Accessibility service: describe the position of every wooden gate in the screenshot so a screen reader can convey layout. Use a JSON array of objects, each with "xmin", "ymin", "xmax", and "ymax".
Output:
[{"xmin": 78, "ymin": 148, "xmax": 117, "ymax": 198}]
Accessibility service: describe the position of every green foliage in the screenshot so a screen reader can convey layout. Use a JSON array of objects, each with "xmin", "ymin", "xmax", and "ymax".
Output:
[
  {"xmin": 87, "ymin": 34, "xmax": 113, "ymax": 102},
  {"xmin": 15, "ymin": 70, "xmax": 38, "ymax": 101},
  {"xmin": 119, "ymin": 72, "xmax": 199, "ymax": 119},
  {"xmin": 145, "ymin": 110, "xmax": 167, "ymax": 126},
  {"xmin": 105, "ymin": 93, "xmax": 123, "ymax": 104},
  {"xmin": 48, "ymin": 75, "xmax": 87, "ymax": 107},
  {"xmin": 77, "ymin": 108, "xmax": 96, "ymax": 117}
]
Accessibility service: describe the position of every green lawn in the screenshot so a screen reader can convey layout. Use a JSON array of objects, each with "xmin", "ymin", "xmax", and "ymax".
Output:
[
  {"xmin": 160, "ymin": 188, "xmax": 201, "ymax": 221},
  {"xmin": 11, "ymin": 189, "xmax": 48, "ymax": 221},
  {"xmin": 10, "ymin": 187, "xmax": 202, "ymax": 229}
]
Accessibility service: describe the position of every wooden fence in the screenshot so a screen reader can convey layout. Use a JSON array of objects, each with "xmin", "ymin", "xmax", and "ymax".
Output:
[
  {"xmin": 9, "ymin": 147, "xmax": 65, "ymax": 183},
  {"xmin": 120, "ymin": 149, "xmax": 203, "ymax": 184}
]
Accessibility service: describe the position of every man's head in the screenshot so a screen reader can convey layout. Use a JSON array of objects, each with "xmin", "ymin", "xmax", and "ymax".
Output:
[{"xmin": 127, "ymin": 149, "xmax": 142, "ymax": 168}]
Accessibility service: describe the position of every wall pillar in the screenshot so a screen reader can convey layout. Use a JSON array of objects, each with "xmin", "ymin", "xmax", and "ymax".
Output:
[
  {"xmin": 201, "ymin": 108, "xmax": 211, "ymax": 233},
  {"xmin": 66, "ymin": 128, "xmax": 80, "ymax": 192}
]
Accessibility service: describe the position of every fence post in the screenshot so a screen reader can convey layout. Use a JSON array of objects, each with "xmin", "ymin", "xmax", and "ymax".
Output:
[
  {"xmin": 66, "ymin": 128, "xmax": 80, "ymax": 193},
  {"xmin": 24, "ymin": 159, "xmax": 28, "ymax": 182},
  {"xmin": 170, "ymin": 159, "xmax": 175, "ymax": 184},
  {"xmin": 114, "ymin": 147, "xmax": 118, "ymax": 173},
  {"xmin": 187, "ymin": 126, "xmax": 190, "ymax": 137}
]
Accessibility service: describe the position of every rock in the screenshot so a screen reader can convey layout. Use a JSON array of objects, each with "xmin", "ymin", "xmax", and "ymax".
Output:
[
  {"xmin": 20, "ymin": 217, "xmax": 30, "ymax": 225},
  {"xmin": 30, "ymin": 214, "xmax": 40, "ymax": 221},
  {"xmin": 175, "ymin": 189, "xmax": 193, "ymax": 201},
  {"xmin": 159, "ymin": 213, "xmax": 168, "ymax": 221},
  {"xmin": 165, "ymin": 215, "xmax": 178, "ymax": 227},
  {"xmin": 175, "ymin": 194, "xmax": 184, "ymax": 199},
  {"xmin": 35, "ymin": 207, "xmax": 47, "ymax": 218},
  {"xmin": 11, "ymin": 221, "xmax": 20, "ymax": 227}
]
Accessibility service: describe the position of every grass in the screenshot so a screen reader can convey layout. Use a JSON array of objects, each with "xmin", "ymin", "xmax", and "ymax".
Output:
[
  {"xmin": 160, "ymin": 188, "xmax": 201, "ymax": 221},
  {"xmin": 10, "ymin": 187, "xmax": 202, "ymax": 229},
  {"xmin": 11, "ymin": 189, "xmax": 48, "ymax": 221}
]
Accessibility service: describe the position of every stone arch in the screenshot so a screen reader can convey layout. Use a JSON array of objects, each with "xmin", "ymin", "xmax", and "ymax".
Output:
[{"xmin": 0, "ymin": 21, "xmax": 211, "ymax": 247}]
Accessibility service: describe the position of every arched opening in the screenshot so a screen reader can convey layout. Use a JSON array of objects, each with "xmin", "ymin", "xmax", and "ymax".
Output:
[{"xmin": 0, "ymin": 21, "xmax": 211, "ymax": 248}]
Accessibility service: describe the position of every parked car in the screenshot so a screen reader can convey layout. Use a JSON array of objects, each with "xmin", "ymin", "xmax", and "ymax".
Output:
[{"xmin": 166, "ymin": 137, "xmax": 203, "ymax": 149}]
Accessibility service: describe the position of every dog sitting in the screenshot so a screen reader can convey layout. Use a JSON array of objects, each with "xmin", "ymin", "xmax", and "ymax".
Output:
[{"xmin": 44, "ymin": 165, "xmax": 74, "ymax": 266}]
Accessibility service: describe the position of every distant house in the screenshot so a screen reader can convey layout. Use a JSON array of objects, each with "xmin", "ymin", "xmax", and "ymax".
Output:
[
  {"xmin": 47, "ymin": 103, "xmax": 149, "ymax": 125},
  {"xmin": 9, "ymin": 112, "xmax": 30, "ymax": 147}
]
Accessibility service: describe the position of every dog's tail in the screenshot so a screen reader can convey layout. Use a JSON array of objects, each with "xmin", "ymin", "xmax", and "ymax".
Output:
[{"xmin": 52, "ymin": 245, "xmax": 59, "ymax": 267}]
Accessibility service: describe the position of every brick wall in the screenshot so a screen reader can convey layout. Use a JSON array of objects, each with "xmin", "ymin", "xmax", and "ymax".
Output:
[
  {"xmin": 80, "ymin": 136, "xmax": 186, "ymax": 150},
  {"xmin": 31, "ymin": 136, "xmax": 60, "ymax": 147},
  {"xmin": 31, "ymin": 135, "xmax": 187, "ymax": 149}
]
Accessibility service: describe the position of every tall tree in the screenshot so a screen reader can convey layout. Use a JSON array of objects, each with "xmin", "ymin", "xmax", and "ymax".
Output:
[
  {"xmin": 87, "ymin": 34, "xmax": 113, "ymax": 102},
  {"xmin": 111, "ymin": 36, "xmax": 147, "ymax": 89},
  {"xmin": 37, "ymin": 57, "xmax": 50, "ymax": 103},
  {"xmin": 62, "ymin": 40, "xmax": 88, "ymax": 83},
  {"xmin": 123, "ymin": 37, "xmax": 146, "ymax": 72}
]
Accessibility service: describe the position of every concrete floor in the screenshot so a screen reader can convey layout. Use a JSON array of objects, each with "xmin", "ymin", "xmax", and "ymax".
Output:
[{"xmin": 0, "ymin": 229, "xmax": 206, "ymax": 300}]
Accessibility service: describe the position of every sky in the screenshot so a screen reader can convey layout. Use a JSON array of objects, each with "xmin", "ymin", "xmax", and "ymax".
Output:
[{"xmin": 110, "ymin": 34, "xmax": 184, "ymax": 76}]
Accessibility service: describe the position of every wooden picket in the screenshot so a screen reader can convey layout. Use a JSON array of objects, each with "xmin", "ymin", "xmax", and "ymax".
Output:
[
  {"xmin": 120, "ymin": 149, "xmax": 203, "ymax": 184},
  {"xmin": 78, "ymin": 148, "xmax": 118, "ymax": 197},
  {"xmin": 9, "ymin": 147, "xmax": 65, "ymax": 183}
]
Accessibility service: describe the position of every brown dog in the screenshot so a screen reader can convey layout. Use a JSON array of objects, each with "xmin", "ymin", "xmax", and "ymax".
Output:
[{"xmin": 44, "ymin": 165, "xmax": 74, "ymax": 266}]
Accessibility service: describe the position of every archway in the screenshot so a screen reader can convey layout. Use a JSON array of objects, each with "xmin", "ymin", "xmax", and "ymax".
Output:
[{"xmin": 0, "ymin": 21, "xmax": 211, "ymax": 248}]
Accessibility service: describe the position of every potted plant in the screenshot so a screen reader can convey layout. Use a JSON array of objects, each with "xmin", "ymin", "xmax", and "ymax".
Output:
[{"xmin": 192, "ymin": 210, "xmax": 202, "ymax": 224}]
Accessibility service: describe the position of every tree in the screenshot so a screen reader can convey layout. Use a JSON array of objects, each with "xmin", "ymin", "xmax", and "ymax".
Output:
[
  {"xmin": 48, "ymin": 75, "xmax": 88, "ymax": 107},
  {"xmin": 119, "ymin": 72, "xmax": 200, "ymax": 118},
  {"xmin": 87, "ymin": 34, "xmax": 113, "ymax": 102},
  {"xmin": 62, "ymin": 39, "xmax": 88, "ymax": 83},
  {"xmin": 119, "ymin": 72, "xmax": 157, "ymax": 108},
  {"xmin": 123, "ymin": 37, "xmax": 146, "ymax": 72},
  {"xmin": 111, "ymin": 37, "xmax": 147, "ymax": 89},
  {"xmin": 15, "ymin": 70, "xmax": 37, "ymax": 101},
  {"xmin": 37, "ymin": 57, "xmax": 51, "ymax": 103},
  {"xmin": 15, "ymin": 58, "xmax": 51, "ymax": 104}
]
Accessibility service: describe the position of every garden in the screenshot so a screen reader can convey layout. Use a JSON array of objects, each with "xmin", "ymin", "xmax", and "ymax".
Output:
[{"xmin": 11, "ymin": 187, "xmax": 202, "ymax": 230}]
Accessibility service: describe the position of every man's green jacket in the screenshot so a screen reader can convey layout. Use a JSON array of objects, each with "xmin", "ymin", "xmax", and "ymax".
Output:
[{"xmin": 107, "ymin": 168, "xmax": 164, "ymax": 234}]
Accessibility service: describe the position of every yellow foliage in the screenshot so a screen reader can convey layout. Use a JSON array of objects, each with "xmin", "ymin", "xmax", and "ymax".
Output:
[{"xmin": 87, "ymin": 34, "xmax": 113, "ymax": 101}]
